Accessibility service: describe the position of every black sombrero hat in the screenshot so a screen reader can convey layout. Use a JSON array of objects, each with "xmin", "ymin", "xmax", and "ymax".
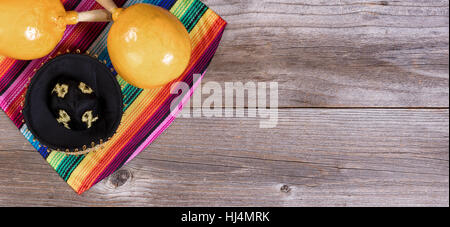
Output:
[{"xmin": 23, "ymin": 53, "xmax": 123, "ymax": 155}]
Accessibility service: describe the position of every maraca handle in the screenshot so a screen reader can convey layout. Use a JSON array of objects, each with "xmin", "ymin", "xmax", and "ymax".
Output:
[
  {"xmin": 95, "ymin": 0, "xmax": 119, "ymax": 12},
  {"xmin": 64, "ymin": 10, "xmax": 112, "ymax": 25},
  {"xmin": 77, "ymin": 9, "xmax": 112, "ymax": 22}
]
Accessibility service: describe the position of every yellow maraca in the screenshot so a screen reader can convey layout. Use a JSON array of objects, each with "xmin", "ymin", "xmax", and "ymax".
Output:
[
  {"xmin": 0, "ymin": 0, "xmax": 111, "ymax": 60},
  {"xmin": 96, "ymin": 0, "xmax": 192, "ymax": 89}
]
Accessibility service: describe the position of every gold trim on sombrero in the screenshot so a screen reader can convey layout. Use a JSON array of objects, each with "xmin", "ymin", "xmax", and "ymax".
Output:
[
  {"xmin": 78, "ymin": 82, "xmax": 94, "ymax": 94},
  {"xmin": 52, "ymin": 83, "xmax": 69, "ymax": 98},
  {"xmin": 82, "ymin": 110, "xmax": 99, "ymax": 129},
  {"xmin": 50, "ymin": 141, "xmax": 105, "ymax": 156},
  {"xmin": 56, "ymin": 109, "xmax": 71, "ymax": 129}
]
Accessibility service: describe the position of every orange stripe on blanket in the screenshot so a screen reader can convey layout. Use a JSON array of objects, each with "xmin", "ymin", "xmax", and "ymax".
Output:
[{"xmin": 0, "ymin": 58, "xmax": 16, "ymax": 79}]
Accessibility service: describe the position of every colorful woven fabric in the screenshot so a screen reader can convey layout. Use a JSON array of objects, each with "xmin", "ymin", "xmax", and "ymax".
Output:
[{"xmin": 0, "ymin": 0, "xmax": 226, "ymax": 194}]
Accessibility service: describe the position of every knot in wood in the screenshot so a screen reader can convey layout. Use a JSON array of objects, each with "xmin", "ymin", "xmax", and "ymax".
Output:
[
  {"xmin": 110, "ymin": 169, "xmax": 132, "ymax": 188},
  {"xmin": 280, "ymin": 185, "xmax": 291, "ymax": 193}
]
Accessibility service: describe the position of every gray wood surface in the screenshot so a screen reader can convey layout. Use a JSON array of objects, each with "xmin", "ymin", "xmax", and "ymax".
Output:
[
  {"xmin": 0, "ymin": 109, "xmax": 448, "ymax": 206},
  {"xmin": 0, "ymin": 0, "xmax": 449, "ymax": 207},
  {"xmin": 204, "ymin": 0, "xmax": 449, "ymax": 107}
]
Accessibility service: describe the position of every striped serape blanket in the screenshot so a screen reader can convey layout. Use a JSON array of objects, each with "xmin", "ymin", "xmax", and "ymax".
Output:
[{"xmin": 0, "ymin": 0, "xmax": 227, "ymax": 194}]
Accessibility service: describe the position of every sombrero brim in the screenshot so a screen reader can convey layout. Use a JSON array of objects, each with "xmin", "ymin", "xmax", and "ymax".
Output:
[{"xmin": 23, "ymin": 54, "xmax": 123, "ymax": 152}]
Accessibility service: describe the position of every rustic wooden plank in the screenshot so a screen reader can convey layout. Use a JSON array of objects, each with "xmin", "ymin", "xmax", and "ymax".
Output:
[
  {"xmin": 0, "ymin": 109, "xmax": 448, "ymax": 206},
  {"xmin": 201, "ymin": 0, "xmax": 449, "ymax": 107}
]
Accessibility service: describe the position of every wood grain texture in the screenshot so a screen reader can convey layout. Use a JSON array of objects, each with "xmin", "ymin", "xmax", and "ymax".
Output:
[
  {"xmin": 201, "ymin": 0, "xmax": 449, "ymax": 107},
  {"xmin": 0, "ymin": 109, "xmax": 448, "ymax": 206}
]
